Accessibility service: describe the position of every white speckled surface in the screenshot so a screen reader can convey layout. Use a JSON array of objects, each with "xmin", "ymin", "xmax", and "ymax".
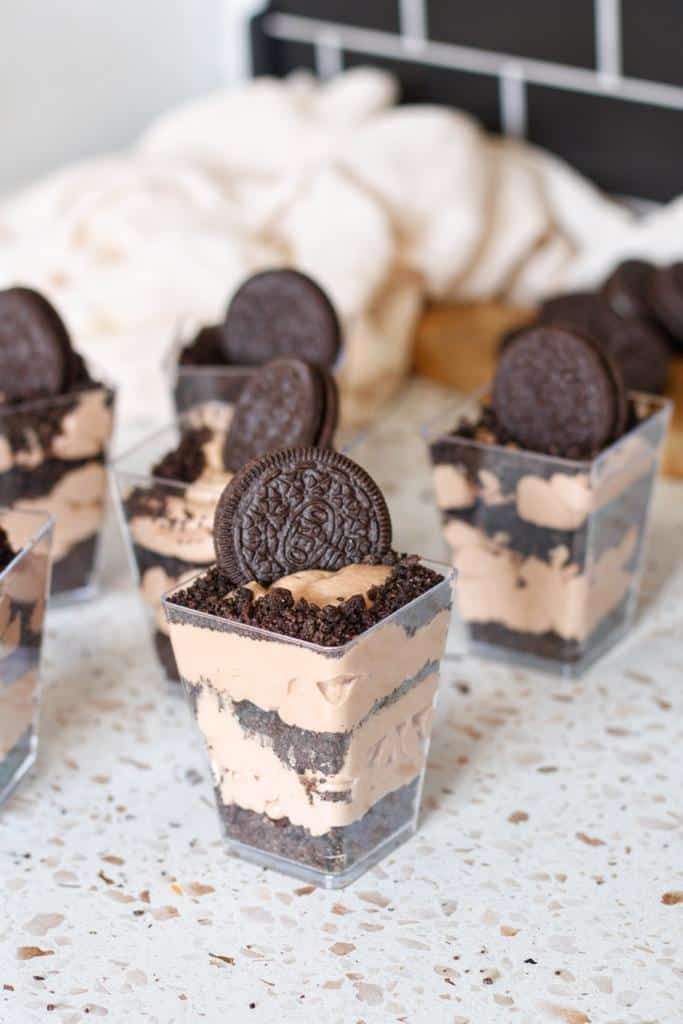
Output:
[{"xmin": 1, "ymin": 381, "xmax": 682, "ymax": 1024}]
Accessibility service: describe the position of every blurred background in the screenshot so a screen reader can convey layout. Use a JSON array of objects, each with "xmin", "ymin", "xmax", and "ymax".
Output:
[
  {"xmin": 0, "ymin": 0, "xmax": 261, "ymax": 192},
  {"xmin": 3, "ymin": 0, "xmax": 682, "ymax": 199},
  {"xmin": 1, "ymin": 0, "xmax": 681, "ymax": 468}
]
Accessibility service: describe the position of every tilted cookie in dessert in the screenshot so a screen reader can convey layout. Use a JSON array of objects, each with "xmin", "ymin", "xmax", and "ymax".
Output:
[
  {"xmin": 162, "ymin": 447, "xmax": 454, "ymax": 887},
  {"xmin": 114, "ymin": 357, "xmax": 339, "ymax": 682},
  {"xmin": 0, "ymin": 288, "xmax": 115, "ymax": 598},
  {"xmin": 0, "ymin": 509, "xmax": 53, "ymax": 806},
  {"xmin": 428, "ymin": 324, "xmax": 671, "ymax": 676},
  {"xmin": 172, "ymin": 268, "xmax": 342, "ymax": 418}
]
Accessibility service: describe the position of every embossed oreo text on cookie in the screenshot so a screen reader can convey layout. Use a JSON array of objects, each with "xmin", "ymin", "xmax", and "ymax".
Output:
[{"xmin": 214, "ymin": 448, "xmax": 392, "ymax": 585}]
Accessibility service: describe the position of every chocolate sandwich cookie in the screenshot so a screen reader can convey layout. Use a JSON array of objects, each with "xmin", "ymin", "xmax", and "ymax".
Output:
[
  {"xmin": 223, "ymin": 357, "xmax": 339, "ymax": 473},
  {"xmin": 223, "ymin": 357, "xmax": 324, "ymax": 472},
  {"xmin": 0, "ymin": 287, "xmax": 71, "ymax": 402},
  {"xmin": 214, "ymin": 447, "xmax": 392, "ymax": 585},
  {"xmin": 492, "ymin": 324, "xmax": 627, "ymax": 457},
  {"xmin": 222, "ymin": 269, "xmax": 341, "ymax": 368},
  {"xmin": 540, "ymin": 290, "xmax": 670, "ymax": 394},
  {"xmin": 648, "ymin": 262, "xmax": 683, "ymax": 349},
  {"xmin": 601, "ymin": 259, "xmax": 655, "ymax": 320}
]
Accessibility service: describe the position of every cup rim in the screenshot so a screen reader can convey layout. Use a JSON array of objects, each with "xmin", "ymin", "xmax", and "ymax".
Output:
[
  {"xmin": 422, "ymin": 383, "xmax": 673, "ymax": 471},
  {"xmin": 165, "ymin": 310, "xmax": 346, "ymax": 379},
  {"xmin": 0, "ymin": 376, "xmax": 116, "ymax": 419},
  {"xmin": 0, "ymin": 508, "xmax": 55, "ymax": 582},
  {"xmin": 111, "ymin": 411, "xmax": 234, "ymax": 495},
  {"xmin": 162, "ymin": 558, "xmax": 456, "ymax": 655}
]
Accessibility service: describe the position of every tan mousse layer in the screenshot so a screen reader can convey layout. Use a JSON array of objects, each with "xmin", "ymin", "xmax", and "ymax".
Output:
[
  {"xmin": 169, "ymin": 606, "xmax": 450, "ymax": 733},
  {"xmin": 17, "ymin": 463, "xmax": 106, "ymax": 562},
  {"xmin": 433, "ymin": 431, "xmax": 657, "ymax": 531},
  {"xmin": 199, "ymin": 670, "xmax": 437, "ymax": 835},
  {"xmin": 444, "ymin": 519, "xmax": 636, "ymax": 641},
  {"xmin": 0, "ymin": 671, "xmax": 38, "ymax": 759},
  {"xmin": 0, "ymin": 386, "xmax": 113, "ymax": 472}
]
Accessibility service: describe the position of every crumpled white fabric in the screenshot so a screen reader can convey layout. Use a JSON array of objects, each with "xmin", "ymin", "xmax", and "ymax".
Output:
[{"xmin": 0, "ymin": 66, "xmax": 679, "ymax": 432}]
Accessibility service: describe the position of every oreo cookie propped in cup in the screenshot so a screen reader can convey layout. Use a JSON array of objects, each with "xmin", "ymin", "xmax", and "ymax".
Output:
[
  {"xmin": 222, "ymin": 268, "xmax": 342, "ymax": 369},
  {"xmin": 0, "ymin": 287, "xmax": 74, "ymax": 402},
  {"xmin": 214, "ymin": 447, "xmax": 392, "ymax": 586},
  {"xmin": 223, "ymin": 356, "xmax": 339, "ymax": 473},
  {"xmin": 492, "ymin": 324, "xmax": 627, "ymax": 458}
]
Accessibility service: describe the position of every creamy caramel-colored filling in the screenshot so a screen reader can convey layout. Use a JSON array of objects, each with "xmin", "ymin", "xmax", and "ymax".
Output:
[
  {"xmin": 0, "ymin": 387, "xmax": 113, "ymax": 472},
  {"xmin": 0, "ymin": 596, "xmax": 21, "ymax": 658},
  {"xmin": 244, "ymin": 564, "xmax": 391, "ymax": 607},
  {"xmin": 51, "ymin": 389, "xmax": 114, "ymax": 460},
  {"xmin": 128, "ymin": 425, "xmax": 232, "ymax": 562},
  {"xmin": 0, "ymin": 671, "xmax": 38, "ymax": 759},
  {"xmin": 199, "ymin": 673, "xmax": 437, "ymax": 835},
  {"xmin": 433, "ymin": 432, "xmax": 657, "ymax": 530},
  {"xmin": 16, "ymin": 463, "xmax": 106, "ymax": 562},
  {"xmin": 169, "ymin": 606, "xmax": 450, "ymax": 733},
  {"xmin": 0, "ymin": 388, "xmax": 112, "ymax": 564},
  {"xmin": 444, "ymin": 519, "xmax": 636, "ymax": 641},
  {"xmin": 140, "ymin": 565, "xmax": 200, "ymax": 634}
]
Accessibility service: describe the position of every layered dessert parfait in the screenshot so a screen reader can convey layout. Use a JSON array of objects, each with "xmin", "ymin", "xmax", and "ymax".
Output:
[
  {"xmin": 0, "ymin": 508, "xmax": 53, "ymax": 806},
  {"xmin": 428, "ymin": 324, "xmax": 671, "ymax": 675},
  {"xmin": 116, "ymin": 405, "xmax": 233, "ymax": 680},
  {"xmin": 115, "ymin": 356, "xmax": 339, "ymax": 681},
  {"xmin": 163, "ymin": 447, "xmax": 454, "ymax": 886},
  {"xmin": 0, "ymin": 288, "xmax": 115, "ymax": 597},
  {"xmin": 172, "ymin": 268, "xmax": 341, "ymax": 415}
]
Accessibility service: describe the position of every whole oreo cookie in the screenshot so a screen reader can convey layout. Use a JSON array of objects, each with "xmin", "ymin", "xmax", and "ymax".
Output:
[
  {"xmin": 0, "ymin": 287, "xmax": 71, "ymax": 401},
  {"xmin": 601, "ymin": 259, "xmax": 654, "ymax": 320},
  {"xmin": 492, "ymin": 325, "xmax": 626, "ymax": 457},
  {"xmin": 648, "ymin": 262, "xmax": 683, "ymax": 348},
  {"xmin": 222, "ymin": 269, "xmax": 341, "ymax": 368},
  {"xmin": 223, "ymin": 357, "xmax": 324, "ymax": 473},
  {"xmin": 214, "ymin": 447, "xmax": 392, "ymax": 585},
  {"xmin": 540, "ymin": 290, "xmax": 670, "ymax": 394}
]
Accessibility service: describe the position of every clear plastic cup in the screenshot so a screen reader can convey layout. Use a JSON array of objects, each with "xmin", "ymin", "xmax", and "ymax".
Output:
[
  {"xmin": 162, "ymin": 561, "xmax": 455, "ymax": 887},
  {"xmin": 0, "ymin": 508, "xmax": 54, "ymax": 807}
]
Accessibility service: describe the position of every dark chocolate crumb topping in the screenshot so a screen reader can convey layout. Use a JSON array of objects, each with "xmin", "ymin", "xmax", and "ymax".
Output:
[
  {"xmin": 0, "ymin": 526, "xmax": 16, "ymax": 572},
  {"xmin": 179, "ymin": 325, "xmax": 228, "ymax": 366},
  {"xmin": 449, "ymin": 399, "xmax": 641, "ymax": 461},
  {"xmin": 152, "ymin": 427, "xmax": 211, "ymax": 484},
  {"xmin": 170, "ymin": 553, "xmax": 444, "ymax": 646}
]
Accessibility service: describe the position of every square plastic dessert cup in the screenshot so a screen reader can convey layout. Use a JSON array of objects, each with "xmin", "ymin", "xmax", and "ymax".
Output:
[
  {"xmin": 424, "ymin": 388, "xmax": 672, "ymax": 678},
  {"xmin": 111, "ymin": 414, "xmax": 227, "ymax": 687},
  {"xmin": 162, "ymin": 560, "xmax": 456, "ymax": 888},
  {"xmin": 0, "ymin": 380, "xmax": 116, "ymax": 605},
  {"xmin": 164, "ymin": 327, "xmax": 253, "ymax": 417},
  {"xmin": 111, "ymin": 409, "xmax": 366, "ymax": 685},
  {"xmin": 0, "ymin": 508, "xmax": 54, "ymax": 807}
]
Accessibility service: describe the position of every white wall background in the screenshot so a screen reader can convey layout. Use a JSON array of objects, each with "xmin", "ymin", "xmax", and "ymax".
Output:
[{"xmin": 0, "ymin": 0, "xmax": 262, "ymax": 194}]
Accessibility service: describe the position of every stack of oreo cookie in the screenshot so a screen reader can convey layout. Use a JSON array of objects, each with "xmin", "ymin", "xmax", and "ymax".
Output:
[
  {"xmin": 120, "ymin": 353, "xmax": 339, "ymax": 682},
  {"xmin": 531, "ymin": 259, "xmax": 683, "ymax": 397}
]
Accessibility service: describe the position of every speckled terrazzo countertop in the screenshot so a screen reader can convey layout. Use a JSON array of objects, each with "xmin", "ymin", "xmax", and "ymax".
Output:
[{"xmin": 1, "ymin": 381, "xmax": 682, "ymax": 1024}]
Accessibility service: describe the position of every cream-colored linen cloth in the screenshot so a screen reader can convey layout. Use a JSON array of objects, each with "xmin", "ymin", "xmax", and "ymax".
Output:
[{"xmin": 1, "ymin": 68, "xmax": 680, "ymax": 430}]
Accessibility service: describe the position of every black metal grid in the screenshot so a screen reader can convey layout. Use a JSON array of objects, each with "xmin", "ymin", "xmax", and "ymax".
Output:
[{"xmin": 251, "ymin": 1, "xmax": 683, "ymax": 202}]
